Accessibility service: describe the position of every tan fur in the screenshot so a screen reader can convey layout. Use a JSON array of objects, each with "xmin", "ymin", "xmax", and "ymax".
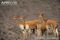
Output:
[
  {"xmin": 46, "ymin": 19, "xmax": 58, "ymax": 28},
  {"xmin": 16, "ymin": 19, "xmax": 38, "ymax": 29},
  {"xmin": 14, "ymin": 16, "xmax": 58, "ymax": 37},
  {"xmin": 46, "ymin": 19, "xmax": 58, "ymax": 37}
]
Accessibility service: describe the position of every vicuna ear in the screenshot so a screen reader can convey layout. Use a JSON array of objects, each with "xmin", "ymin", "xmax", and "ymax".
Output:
[
  {"xmin": 11, "ymin": 16, "xmax": 24, "ymax": 20},
  {"xmin": 12, "ymin": 16, "xmax": 20, "ymax": 19},
  {"xmin": 9, "ymin": 16, "xmax": 17, "ymax": 20}
]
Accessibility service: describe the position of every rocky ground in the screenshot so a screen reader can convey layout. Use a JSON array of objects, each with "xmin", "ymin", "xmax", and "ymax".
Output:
[{"xmin": 0, "ymin": 0, "xmax": 60, "ymax": 40}]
